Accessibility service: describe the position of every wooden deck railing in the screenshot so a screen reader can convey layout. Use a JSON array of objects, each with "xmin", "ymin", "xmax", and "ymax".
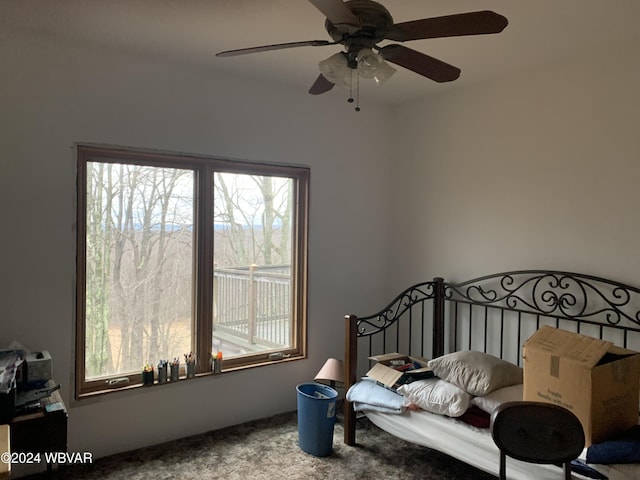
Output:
[{"xmin": 213, "ymin": 265, "xmax": 291, "ymax": 347}]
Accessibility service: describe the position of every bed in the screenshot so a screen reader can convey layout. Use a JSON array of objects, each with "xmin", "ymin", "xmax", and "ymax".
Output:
[{"xmin": 343, "ymin": 270, "xmax": 640, "ymax": 480}]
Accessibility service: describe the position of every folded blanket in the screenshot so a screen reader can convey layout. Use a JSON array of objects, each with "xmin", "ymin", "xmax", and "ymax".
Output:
[
  {"xmin": 586, "ymin": 425, "xmax": 640, "ymax": 464},
  {"xmin": 346, "ymin": 378, "xmax": 405, "ymax": 414},
  {"xmin": 458, "ymin": 405, "xmax": 490, "ymax": 429}
]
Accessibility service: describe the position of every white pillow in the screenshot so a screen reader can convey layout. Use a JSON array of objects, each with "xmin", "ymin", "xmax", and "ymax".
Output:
[
  {"xmin": 471, "ymin": 383, "xmax": 523, "ymax": 414},
  {"xmin": 397, "ymin": 378, "xmax": 471, "ymax": 417},
  {"xmin": 427, "ymin": 351, "xmax": 523, "ymax": 396}
]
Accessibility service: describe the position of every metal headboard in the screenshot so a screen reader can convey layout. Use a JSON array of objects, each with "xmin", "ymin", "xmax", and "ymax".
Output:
[{"xmin": 343, "ymin": 270, "xmax": 640, "ymax": 445}]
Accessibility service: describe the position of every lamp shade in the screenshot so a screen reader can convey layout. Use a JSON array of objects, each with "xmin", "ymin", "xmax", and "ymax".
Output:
[
  {"xmin": 318, "ymin": 53, "xmax": 351, "ymax": 89},
  {"xmin": 356, "ymin": 48, "xmax": 383, "ymax": 79},
  {"xmin": 314, "ymin": 358, "xmax": 344, "ymax": 385},
  {"xmin": 372, "ymin": 60, "xmax": 396, "ymax": 86},
  {"xmin": 356, "ymin": 48, "xmax": 396, "ymax": 86}
]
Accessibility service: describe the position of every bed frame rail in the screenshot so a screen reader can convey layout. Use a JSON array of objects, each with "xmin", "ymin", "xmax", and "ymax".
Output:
[{"xmin": 344, "ymin": 270, "xmax": 640, "ymax": 446}]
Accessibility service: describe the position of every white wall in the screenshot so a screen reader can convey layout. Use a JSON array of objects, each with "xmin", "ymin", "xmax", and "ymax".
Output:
[
  {"xmin": 390, "ymin": 39, "xmax": 640, "ymax": 288},
  {"xmin": 0, "ymin": 28, "xmax": 393, "ymax": 464}
]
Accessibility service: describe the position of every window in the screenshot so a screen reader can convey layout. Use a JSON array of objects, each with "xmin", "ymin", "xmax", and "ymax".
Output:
[{"xmin": 76, "ymin": 145, "xmax": 308, "ymax": 397}]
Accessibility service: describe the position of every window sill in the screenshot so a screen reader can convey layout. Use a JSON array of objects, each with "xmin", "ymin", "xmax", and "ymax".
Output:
[{"xmin": 76, "ymin": 353, "xmax": 304, "ymax": 399}]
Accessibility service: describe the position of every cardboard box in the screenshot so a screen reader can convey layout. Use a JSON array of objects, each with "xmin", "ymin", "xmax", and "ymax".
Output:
[
  {"xmin": 366, "ymin": 353, "xmax": 432, "ymax": 389},
  {"xmin": 0, "ymin": 424, "xmax": 10, "ymax": 477},
  {"xmin": 523, "ymin": 326, "xmax": 640, "ymax": 446}
]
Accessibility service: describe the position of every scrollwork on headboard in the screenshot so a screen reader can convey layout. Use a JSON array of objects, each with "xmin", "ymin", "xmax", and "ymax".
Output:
[
  {"xmin": 343, "ymin": 270, "xmax": 640, "ymax": 447},
  {"xmin": 444, "ymin": 270, "xmax": 640, "ymax": 327},
  {"xmin": 356, "ymin": 281, "xmax": 436, "ymax": 336}
]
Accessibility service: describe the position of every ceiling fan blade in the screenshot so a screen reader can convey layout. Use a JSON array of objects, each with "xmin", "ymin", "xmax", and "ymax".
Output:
[
  {"xmin": 308, "ymin": 0, "xmax": 361, "ymax": 26},
  {"xmin": 308, "ymin": 74, "xmax": 335, "ymax": 95},
  {"xmin": 387, "ymin": 10, "xmax": 508, "ymax": 42},
  {"xmin": 380, "ymin": 44, "xmax": 460, "ymax": 83},
  {"xmin": 216, "ymin": 40, "xmax": 334, "ymax": 57}
]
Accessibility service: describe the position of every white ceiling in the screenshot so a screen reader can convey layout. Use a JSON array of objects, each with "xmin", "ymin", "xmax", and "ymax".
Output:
[{"xmin": 3, "ymin": 0, "xmax": 640, "ymax": 106}]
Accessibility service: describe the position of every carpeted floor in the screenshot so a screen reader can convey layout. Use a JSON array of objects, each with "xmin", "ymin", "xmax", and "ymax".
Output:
[{"xmin": 23, "ymin": 411, "xmax": 496, "ymax": 479}]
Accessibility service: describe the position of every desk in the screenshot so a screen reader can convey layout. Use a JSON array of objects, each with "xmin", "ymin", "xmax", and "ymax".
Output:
[{"xmin": 9, "ymin": 387, "xmax": 67, "ymax": 476}]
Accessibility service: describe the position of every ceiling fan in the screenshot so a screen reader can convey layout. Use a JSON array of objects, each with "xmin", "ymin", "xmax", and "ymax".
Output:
[{"xmin": 216, "ymin": 0, "xmax": 508, "ymax": 109}]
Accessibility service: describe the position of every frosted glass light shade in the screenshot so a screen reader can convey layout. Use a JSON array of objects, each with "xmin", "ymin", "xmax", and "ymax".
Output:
[
  {"xmin": 356, "ymin": 48, "xmax": 382, "ymax": 79},
  {"xmin": 372, "ymin": 60, "xmax": 396, "ymax": 85},
  {"xmin": 357, "ymin": 48, "xmax": 396, "ymax": 85},
  {"xmin": 318, "ymin": 53, "xmax": 351, "ymax": 89}
]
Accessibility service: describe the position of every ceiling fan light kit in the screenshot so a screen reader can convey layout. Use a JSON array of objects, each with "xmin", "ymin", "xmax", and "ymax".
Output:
[{"xmin": 216, "ymin": 0, "xmax": 508, "ymax": 111}]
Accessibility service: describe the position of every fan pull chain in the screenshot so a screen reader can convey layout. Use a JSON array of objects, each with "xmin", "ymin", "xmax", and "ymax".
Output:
[
  {"xmin": 347, "ymin": 69, "xmax": 354, "ymax": 105},
  {"xmin": 346, "ymin": 69, "xmax": 361, "ymax": 112},
  {"xmin": 355, "ymin": 72, "xmax": 360, "ymax": 112}
]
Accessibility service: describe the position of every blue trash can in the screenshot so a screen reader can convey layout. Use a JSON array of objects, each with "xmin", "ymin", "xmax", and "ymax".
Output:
[{"xmin": 296, "ymin": 383, "xmax": 338, "ymax": 457}]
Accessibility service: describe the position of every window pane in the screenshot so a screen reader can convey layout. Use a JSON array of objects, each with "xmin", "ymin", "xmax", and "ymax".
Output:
[
  {"xmin": 213, "ymin": 173, "xmax": 294, "ymax": 357},
  {"xmin": 85, "ymin": 162, "xmax": 194, "ymax": 379},
  {"xmin": 78, "ymin": 145, "xmax": 307, "ymax": 396}
]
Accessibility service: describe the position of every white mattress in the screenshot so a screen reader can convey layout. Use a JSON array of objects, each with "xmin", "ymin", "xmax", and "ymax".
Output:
[{"xmin": 364, "ymin": 409, "xmax": 638, "ymax": 480}]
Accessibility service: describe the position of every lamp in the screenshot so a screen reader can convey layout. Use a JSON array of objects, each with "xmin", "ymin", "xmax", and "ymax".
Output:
[
  {"xmin": 318, "ymin": 52, "xmax": 351, "ymax": 89},
  {"xmin": 371, "ymin": 60, "xmax": 396, "ymax": 86},
  {"xmin": 314, "ymin": 358, "xmax": 344, "ymax": 389},
  {"xmin": 318, "ymin": 48, "xmax": 396, "ymax": 111},
  {"xmin": 356, "ymin": 48, "xmax": 396, "ymax": 85}
]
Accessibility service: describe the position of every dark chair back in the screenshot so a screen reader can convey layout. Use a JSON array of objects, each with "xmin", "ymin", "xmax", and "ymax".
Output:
[{"xmin": 490, "ymin": 401, "xmax": 585, "ymax": 480}]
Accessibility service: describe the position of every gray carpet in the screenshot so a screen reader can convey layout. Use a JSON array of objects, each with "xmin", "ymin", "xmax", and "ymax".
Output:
[{"xmin": 25, "ymin": 411, "xmax": 497, "ymax": 479}]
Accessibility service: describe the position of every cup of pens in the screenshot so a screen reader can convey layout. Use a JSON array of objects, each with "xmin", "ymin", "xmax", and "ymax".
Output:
[
  {"xmin": 142, "ymin": 364, "xmax": 154, "ymax": 386},
  {"xmin": 170, "ymin": 358, "xmax": 180, "ymax": 382},
  {"xmin": 157, "ymin": 360, "xmax": 168, "ymax": 384},
  {"xmin": 212, "ymin": 351, "xmax": 223, "ymax": 374},
  {"xmin": 185, "ymin": 352, "xmax": 195, "ymax": 378}
]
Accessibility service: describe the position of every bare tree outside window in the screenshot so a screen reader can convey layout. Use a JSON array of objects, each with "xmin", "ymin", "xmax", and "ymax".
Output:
[
  {"xmin": 77, "ymin": 146, "xmax": 308, "ymax": 397},
  {"xmin": 212, "ymin": 173, "xmax": 294, "ymax": 356},
  {"xmin": 84, "ymin": 162, "xmax": 194, "ymax": 378}
]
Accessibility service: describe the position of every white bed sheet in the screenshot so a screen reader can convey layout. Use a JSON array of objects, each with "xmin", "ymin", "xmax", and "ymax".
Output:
[{"xmin": 364, "ymin": 409, "xmax": 638, "ymax": 480}]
